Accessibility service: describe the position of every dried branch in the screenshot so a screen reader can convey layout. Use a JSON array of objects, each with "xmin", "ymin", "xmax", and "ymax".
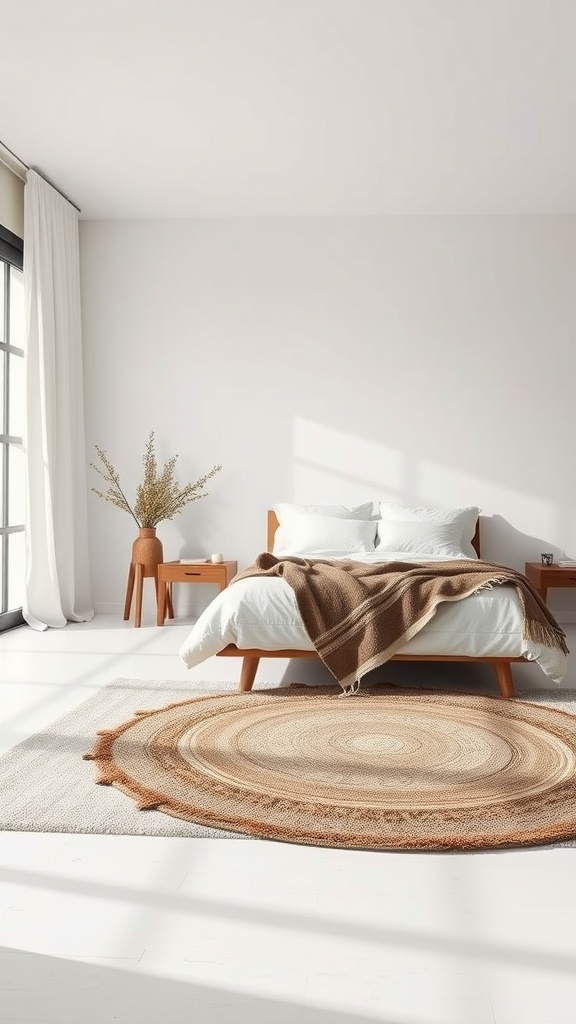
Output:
[{"xmin": 91, "ymin": 432, "xmax": 222, "ymax": 529}]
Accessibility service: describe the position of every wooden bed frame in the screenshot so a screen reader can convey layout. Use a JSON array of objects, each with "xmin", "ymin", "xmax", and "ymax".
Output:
[{"xmin": 217, "ymin": 510, "xmax": 525, "ymax": 698}]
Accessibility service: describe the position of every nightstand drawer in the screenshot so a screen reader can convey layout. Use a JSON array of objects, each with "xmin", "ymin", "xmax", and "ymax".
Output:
[
  {"xmin": 541, "ymin": 570, "xmax": 576, "ymax": 586},
  {"xmin": 179, "ymin": 566, "xmax": 225, "ymax": 583}
]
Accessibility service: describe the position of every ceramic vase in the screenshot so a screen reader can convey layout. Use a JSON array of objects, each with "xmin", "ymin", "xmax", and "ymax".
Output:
[{"xmin": 130, "ymin": 527, "xmax": 163, "ymax": 576}]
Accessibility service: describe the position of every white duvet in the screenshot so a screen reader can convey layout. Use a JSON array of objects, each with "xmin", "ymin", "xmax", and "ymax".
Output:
[{"xmin": 178, "ymin": 551, "xmax": 568, "ymax": 685}]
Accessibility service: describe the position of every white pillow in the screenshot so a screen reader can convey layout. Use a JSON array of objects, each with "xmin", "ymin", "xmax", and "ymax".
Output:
[
  {"xmin": 273, "ymin": 502, "xmax": 374, "ymax": 554},
  {"xmin": 273, "ymin": 509, "xmax": 377, "ymax": 556},
  {"xmin": 377, "ymin": 502, "xmax": 480, "ymax": 559},
  {"xmin": 274, "ymin": 502, "xmax": 374, "ymax": 520},
  {"xmin": 376, "ymin": 519, "xmax": 472, "ymax": 559}
]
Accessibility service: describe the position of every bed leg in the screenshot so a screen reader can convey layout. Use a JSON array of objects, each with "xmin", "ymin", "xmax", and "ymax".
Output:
[
  {"xmin": 239, "ymin": 656, "xmax": 260, "ymax": 692},
  {"xmin": 492, "ymin": 661, "xmax": 515, "ymax": 699}
]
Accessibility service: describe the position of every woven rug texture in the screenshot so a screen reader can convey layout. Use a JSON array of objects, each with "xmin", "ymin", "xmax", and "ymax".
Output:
[
  {"xmin": 2, "ymin": 677, "xmax": 576, "ymax": 849},
  {"xmin": 0, "ymin": 678, "xmax": 236, "ymax": 839}
]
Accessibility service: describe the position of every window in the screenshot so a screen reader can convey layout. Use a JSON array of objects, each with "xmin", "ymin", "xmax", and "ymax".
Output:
[{"xmin": 0, "ymin": 224, "xmax": 25, "ymax": 632}]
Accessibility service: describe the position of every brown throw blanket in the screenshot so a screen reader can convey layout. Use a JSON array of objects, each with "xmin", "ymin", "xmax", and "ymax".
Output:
[{"xmin": 233, "ymin": 554, "xmax": 569, "ymax": 691}]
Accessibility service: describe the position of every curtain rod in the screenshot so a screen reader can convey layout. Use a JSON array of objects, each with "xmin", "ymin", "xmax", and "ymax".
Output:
[{"xmin": 0, "ymin": 139, "xmax": 82, "ymax": 214}]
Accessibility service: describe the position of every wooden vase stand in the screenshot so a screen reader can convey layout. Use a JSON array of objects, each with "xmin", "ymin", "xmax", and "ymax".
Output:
[{"xmin": 123, "ymin": 562, "xmax": 174, "ymax": 628}]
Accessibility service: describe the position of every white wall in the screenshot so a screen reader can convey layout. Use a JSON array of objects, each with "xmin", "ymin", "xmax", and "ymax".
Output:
[
  {"xmin": 0, "ymin": 160, "xmax": 24, "ymax": 237},
  {"xmin": 80, "ymin": 216, "xmax": 576, "ymax": 622}
]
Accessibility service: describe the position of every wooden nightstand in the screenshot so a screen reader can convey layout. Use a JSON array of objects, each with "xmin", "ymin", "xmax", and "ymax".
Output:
[
  {"xmin": 524, "ymin": 562, "xmax": 576, "ymax": 603},
  {"xmin": 156, "ymin": 560, "xmax": 238, "ymax": 625}
]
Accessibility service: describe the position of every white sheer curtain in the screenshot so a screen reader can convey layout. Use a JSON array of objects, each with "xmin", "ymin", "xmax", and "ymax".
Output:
[{"xmin": 23, "ymin": 169, "xmax": 93, "ymax": 629}]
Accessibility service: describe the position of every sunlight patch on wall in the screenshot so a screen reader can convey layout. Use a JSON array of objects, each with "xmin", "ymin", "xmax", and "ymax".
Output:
[
  {"xmin": 292, "ymin": 417, "xmax": 558, "ymax": 550},
  {"xmin": 293, "ymin": 418, "xmax": 404, "ymax": 504},
  {"xmin": 416, "ymin": 460, "xmax": 555, "ymax": 540}
]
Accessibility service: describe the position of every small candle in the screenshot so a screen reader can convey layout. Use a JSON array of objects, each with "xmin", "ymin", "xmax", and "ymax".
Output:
[{"xmin": 211, "ymin": 553, "xmax": 224, "ymax": 563}]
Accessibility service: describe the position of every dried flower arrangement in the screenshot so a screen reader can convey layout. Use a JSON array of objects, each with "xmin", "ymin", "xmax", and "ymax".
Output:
[{"xmin": 91, "ymin": 432, "xmax": 222, "ymax": 529}]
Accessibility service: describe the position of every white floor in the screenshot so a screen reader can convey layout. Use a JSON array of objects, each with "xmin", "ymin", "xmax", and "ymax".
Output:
[{"xmin": 1, "ymin": 614, "xmax": 576, "ymax": 1024}]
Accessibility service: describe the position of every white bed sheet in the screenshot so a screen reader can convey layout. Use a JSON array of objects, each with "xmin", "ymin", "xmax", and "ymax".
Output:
[{"xmin": 178, "ymin": 552, "xmax": 568, "ymax": 685}]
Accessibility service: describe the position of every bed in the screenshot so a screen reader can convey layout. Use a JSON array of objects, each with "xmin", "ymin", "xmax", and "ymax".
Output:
[{"xmin": 179, "ymin": 504, "xmax": 568, "ymax": 699}]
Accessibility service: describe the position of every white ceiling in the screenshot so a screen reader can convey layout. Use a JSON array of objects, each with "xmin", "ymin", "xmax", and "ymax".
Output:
[{"xmin": 1, "ymin": 0, "xmax": 575, "ymax": 218}]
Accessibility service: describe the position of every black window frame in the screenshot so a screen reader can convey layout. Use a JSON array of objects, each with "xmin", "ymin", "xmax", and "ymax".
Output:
[{"xmin": 0, "ymin": 223, "xmax": 25, "ymax": 632}]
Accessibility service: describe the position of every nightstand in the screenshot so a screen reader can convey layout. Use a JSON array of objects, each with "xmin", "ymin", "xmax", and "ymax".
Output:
[
  {"xmin": 156, "ymin": 560, "xmax": 238, "ymax": 625},
  {"xmin": 524, "ymin": 562, "xmax": 576, "ymax": 603}
]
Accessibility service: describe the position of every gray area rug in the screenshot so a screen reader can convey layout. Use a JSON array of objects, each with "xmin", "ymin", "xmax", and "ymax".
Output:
[
  {"xmin": 1, "ymin": 676, "xmax": 576, "ymax": 845},
  {"xmin": 0, "ymin": 677, "xmax": 244, "ymax": 839}
]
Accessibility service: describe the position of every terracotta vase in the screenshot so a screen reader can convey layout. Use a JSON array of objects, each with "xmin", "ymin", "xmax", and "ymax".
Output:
[
  {"xmin": 124, "ymin": 527, "xmax": 165, "ymax": 627},
  {"xmin": 130, "ymin": 527, "xmax": 163, "ymax": 577}
]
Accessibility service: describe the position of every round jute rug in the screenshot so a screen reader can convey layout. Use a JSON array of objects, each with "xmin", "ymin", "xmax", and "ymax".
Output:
[{"xmin": 85, "ymin": 688, "xmax": 576, "ymax": 851}]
